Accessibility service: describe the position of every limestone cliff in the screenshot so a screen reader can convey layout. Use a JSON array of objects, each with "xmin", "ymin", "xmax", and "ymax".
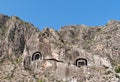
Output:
[{"xmin": 0, "ymin": 14, "xmax": 120, "ymax": 82}]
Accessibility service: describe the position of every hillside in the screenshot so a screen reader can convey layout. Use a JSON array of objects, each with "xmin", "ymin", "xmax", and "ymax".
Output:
[{"xmin": 0, "ymin": 14, "xmax": 120, "ymax": 82}]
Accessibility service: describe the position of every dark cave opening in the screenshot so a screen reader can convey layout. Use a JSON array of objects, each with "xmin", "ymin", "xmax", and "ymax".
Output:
[{"xmin": 32, "ymin": 51, "xmax": 42, "ymax": 61}]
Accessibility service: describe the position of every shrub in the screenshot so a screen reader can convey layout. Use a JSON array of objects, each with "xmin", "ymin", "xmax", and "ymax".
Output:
[
  {"xmin": 105, "ymin": 70, "xmax": 112, "ymax": 75},
  {"xmin": 115, "ymin": 66, "xmax": 120, "ymax": 73}
]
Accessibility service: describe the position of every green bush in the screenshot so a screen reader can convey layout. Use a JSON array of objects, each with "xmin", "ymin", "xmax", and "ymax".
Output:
[
  {"xmin": 105, "ymin": 70, "xmax": 112, "ymax": 75},
  {"xmin": 115, "ymin": 66, "xmax": 120, "ymax": 73},
  {"xmin": 38, "ymin": 80, "xmax": 43, "ymax": 82}
]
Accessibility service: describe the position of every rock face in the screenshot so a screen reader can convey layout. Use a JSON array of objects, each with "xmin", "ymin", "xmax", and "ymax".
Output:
[{"xmin": 0, "ymin": 14, "xmax": 120, "ymax": 82}]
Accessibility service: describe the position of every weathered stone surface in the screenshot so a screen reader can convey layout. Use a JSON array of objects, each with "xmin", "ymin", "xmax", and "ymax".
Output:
[{"xmin": 0, "ymin": 14, "xmax": 120, "ymax": 82}]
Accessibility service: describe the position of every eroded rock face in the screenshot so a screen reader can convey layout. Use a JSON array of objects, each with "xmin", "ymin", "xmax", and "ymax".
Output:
[{"xmin": 0, "ymin": 14, "xmax": 120, "ymax": 82}]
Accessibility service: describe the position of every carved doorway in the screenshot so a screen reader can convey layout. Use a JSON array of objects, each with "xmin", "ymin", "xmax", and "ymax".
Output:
[
  {"xmin": 32, "ymin": 51, "xmax": 42, "ymax": 61},
  {"xmin": 75, "ymin": 58, "xmax": 87, "ymax": 67}
]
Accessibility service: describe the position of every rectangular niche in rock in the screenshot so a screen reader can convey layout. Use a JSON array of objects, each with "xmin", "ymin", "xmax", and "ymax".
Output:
[{"xmin": 75, "ymin": 58, "xmax": 87, "ymax": 67}]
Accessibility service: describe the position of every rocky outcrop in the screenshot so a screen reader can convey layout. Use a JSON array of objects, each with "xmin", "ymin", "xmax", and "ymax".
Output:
[{"xmin": 0, "ymin": 14, "xmax": 120, "ymax": 82}]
